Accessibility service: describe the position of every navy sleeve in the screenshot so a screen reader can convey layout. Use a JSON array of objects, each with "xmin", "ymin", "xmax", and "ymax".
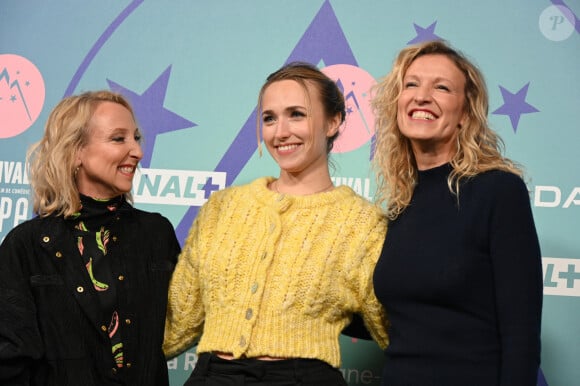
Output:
[{"xmin": 488, "ymin": 173, "xmax": 543, "ymax": 386}]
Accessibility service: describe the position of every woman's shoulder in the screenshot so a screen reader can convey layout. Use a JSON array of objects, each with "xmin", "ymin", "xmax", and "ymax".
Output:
[
  {"xmin": 465, "ymin": 169, "xmax": 529, "ymax": 204},
  {"xmin": 202, "ymin": 176, "xmax": 272, "ymax": 207},
  {"xmin": 332, "ymin": 187, "xmax": 386, "ymax": 232},
  {"xmin": 7, "ymin": 214, "xmax": 59, "ymax": 234},
  {"xmin": 129, "ymin": 207, "xmax": 175, "ymax": 231},
  {"xmin": 190, "ymin": 178, "xmax": 266, "ymax": 224},
  {"xmin": 473, "ymin": 169, "xmax": 527, "ymax": 191},
  {"xmin": 338, "ymin": 185, "xmax": 384, "ymax": 214},
  {"xmin": 0, "ymin": 215, "xmax": 58, "ymax": 248}
]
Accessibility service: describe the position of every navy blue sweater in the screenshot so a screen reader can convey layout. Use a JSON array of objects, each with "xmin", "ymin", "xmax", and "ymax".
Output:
[{"xmin": 374, "ymin": 163, "xmax": 543, "ymax": 386}]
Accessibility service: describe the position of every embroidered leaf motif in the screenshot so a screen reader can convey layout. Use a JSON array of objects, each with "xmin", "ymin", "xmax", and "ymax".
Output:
[
  {"xmin": 75, "ymin": 221, "xmax": 88, "ymax": 231},
  {"xmin": 110, "ymin": 313, "xmax": 124, "ymax": 367},
  {"xmin": 109, "ymin": 311, "xmax": 120, "ymax": 338},
  {"xmin": 85, "ymin": 258, "xmax": 109, "ymax": 291},
  {"xmin": 77, "ymin": 236, "xmax": 84, "ymax": 255},
  {"xmin": 96, "ymin": 227, "xmax": 110, "ymax": 255},
  {"xmin": 112, "ymin": 341, "xmax": 124, "ymax": 367},
  {"xmin": 69, "ymin": 204, "xmax": 83, "ymax": 219}
]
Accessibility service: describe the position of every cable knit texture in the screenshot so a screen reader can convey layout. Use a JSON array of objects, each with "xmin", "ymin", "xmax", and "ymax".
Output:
[{"xmin": 164, "ymin": 177, "xmax": 388, "ymax": 367}]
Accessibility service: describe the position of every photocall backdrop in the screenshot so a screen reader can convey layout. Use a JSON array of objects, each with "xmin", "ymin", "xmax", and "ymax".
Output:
[{"xmin": 1, "ymin": 1, "xmax": 578, "ymax": 384}]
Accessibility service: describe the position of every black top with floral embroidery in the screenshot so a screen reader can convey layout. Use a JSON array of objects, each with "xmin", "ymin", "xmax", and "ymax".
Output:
[
  {"xmin": 0, "ymin": 195, "xmax": 180, "ymax": 386},
  {"xmin": 69, "ymin": 195, "xmax": 131, "ymax": 368}
]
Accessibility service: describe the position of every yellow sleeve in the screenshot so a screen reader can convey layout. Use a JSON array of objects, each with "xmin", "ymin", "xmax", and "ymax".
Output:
[{"xmin": 163, "ymin": 208, "xmax": 207, "ymax": 358}]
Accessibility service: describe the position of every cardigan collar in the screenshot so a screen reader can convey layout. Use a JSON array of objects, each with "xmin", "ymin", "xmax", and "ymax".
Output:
[{"xmin": 250, "ymin": 176, "xmax": 358, "ymax": 210}]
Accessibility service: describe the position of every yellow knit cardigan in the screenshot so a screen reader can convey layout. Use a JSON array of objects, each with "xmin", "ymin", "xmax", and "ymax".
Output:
[{"xmin": 163, "ymin": 177, "xmax": 388, "ymax": 367}]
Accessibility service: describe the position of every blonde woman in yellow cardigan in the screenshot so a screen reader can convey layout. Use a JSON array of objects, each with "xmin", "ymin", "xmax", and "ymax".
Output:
[{"xmin": 163, "ymin": 62, "xmax": 388, "ymax": 386}]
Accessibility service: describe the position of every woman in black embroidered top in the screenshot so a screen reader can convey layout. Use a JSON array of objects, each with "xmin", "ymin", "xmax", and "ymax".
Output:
[
  {"xmin": 371, "ymin": 41, "xmax": 543, "ymax": 385},
  {"xmin": 0, "ymin": 91, "xmax": 180, "ymax": 385}
]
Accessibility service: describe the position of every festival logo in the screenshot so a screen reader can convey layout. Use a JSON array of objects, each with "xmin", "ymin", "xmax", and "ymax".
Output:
[
  {"xmin": 322, "ymin": 64, "xmax": 376, "ymax": 153},
  {"xmin": 0, "ymin": 54, "xmax": 45, "ymax": 138}
]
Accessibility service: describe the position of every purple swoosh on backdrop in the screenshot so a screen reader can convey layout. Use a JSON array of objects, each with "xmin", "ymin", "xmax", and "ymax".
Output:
[
  {"xmin": 63, "ymin": 0, "xmax": 144, "ymax": 97},
  {"xmin": 551, "ymin": 0, "xmax": 580, "ymax": 33}
]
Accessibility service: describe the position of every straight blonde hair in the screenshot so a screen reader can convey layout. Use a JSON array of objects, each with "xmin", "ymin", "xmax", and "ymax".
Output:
[{"xmin": 28, "ymin": 90, "xmax": 136, "ymax": 217}]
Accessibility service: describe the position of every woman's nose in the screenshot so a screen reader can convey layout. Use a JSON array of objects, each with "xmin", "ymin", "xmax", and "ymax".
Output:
[
  {"xmin": 130, "ymin": 140, "xmax": 143, "ymax": 160},
  {"xmin": 275, "ymin": 118, "xmax": 291, "ymax": 138},
  {"xmin": 413, "ymin": 86, "xmax": 432, "ymax": 103}
]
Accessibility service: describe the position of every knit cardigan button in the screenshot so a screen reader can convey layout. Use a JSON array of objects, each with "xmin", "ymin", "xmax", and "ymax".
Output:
[{"xmin": 245, "ymin": 308, "xmax": 253, "ymax": 320}]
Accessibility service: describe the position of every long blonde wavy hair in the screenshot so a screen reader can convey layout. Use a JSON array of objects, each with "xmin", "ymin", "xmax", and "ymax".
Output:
[
  {"xmin": 372, "ymin": 40, "xmax": 523, "ymax": 220},
  {"xmin": 27, "ymin": 90, "xmax": 136, "ymax": 217}
]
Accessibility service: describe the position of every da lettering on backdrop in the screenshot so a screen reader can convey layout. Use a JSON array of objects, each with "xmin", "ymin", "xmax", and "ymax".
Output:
[
  {"xmin": 533, "ymin": 185, "xmax": 580, "ymax": 208},
  {"xmin": 133, "ymin": 168, "xmax": 226, "ymax": 206}
]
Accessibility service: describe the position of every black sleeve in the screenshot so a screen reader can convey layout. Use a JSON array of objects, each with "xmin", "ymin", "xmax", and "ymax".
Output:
[
  {"xmin": 0, "ymin": 225, "xmax": 44, "ymax": 385},
  {"xmin": 489, "ymin": 173, "xmax": 543, "ymax": 386}
]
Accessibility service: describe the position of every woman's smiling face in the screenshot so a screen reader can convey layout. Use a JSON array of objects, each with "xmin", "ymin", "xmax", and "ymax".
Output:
[
  {"xmin": 75, "ymin": 101, "xmax": 143, "ymax": 199},
  {"xmin": 397, "ymin": 54, "xmax": 467, "ymax": 160},
  {"xmin": 261, "ymin": 79, "xmax": 338, "ymax": 177}
]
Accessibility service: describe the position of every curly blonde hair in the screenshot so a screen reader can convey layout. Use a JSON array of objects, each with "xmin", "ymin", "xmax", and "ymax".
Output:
[
  {"xmin": 27, "ymin": 90, "xmax": 136, "ymax": 217},
  {"xmin": 372, "ymin": 40, "xmax": 523, "ymax": 220}
]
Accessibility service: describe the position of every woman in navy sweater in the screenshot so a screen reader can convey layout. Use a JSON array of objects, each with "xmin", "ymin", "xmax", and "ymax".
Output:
[{"xmin": 371, "ymin": 40, "xmax": 543, "ymax": 385}]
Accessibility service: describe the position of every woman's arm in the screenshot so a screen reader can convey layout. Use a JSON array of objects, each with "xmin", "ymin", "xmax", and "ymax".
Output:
[
  {"xmin": 490, "ymin": 173, "xmax": 543, "ymax": 386},
  {"xmin": 163, "ymin": 211, "xmax": 207, "ymax": 359},
  {"xmin": 0, "ymin": 225, "xmax": 43, "ymax": 385}
]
